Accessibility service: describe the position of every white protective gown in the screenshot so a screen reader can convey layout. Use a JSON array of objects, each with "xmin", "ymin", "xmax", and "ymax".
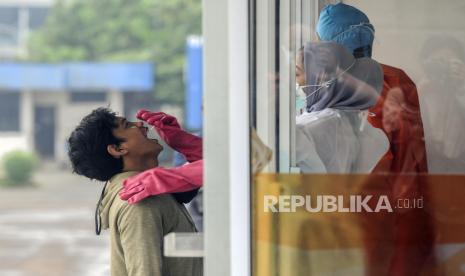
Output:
[{"xmin": 296, "ymin": 108, "xmax": 389, "ymax": 173}]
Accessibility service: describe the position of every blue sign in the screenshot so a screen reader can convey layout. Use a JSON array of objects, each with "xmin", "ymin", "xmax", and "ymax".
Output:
[
  {"xmin": 0, "ymin": 62, "xmax": 154, "ymax": 92},
  {"xmin": 185, "ymin": 36, "xmax": 203, "ymax": 131}
]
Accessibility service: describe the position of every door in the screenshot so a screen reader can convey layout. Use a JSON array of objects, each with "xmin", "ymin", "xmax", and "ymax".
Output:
[{"xmin": 34, "ymin": 106, "xmax": 56, "ymax": 158}]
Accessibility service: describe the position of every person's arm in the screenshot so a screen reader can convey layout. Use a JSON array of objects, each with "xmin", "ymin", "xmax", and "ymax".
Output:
[
  {"xmin": 118, "ymin": 201, "xmax": 164, "ymax": 276},
  {"xmin": 120, "ymin": 159, "xmax": 203, "ymax": 204},
  {"xmin": 137, "ymin": 110, "xmax": 202, "ymax": 162}
]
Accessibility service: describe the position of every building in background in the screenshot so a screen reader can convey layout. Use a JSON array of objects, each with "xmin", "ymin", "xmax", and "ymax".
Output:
[
  {"xmin": 0, "ymin": 62, "xmax": 155, "ymax": 163},
  {"xmin": 0, "ymin": 0, "xmax": 52, "ymax": 60}
]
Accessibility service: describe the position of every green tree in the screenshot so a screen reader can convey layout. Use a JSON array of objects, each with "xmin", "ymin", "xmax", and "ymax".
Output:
[{"xmin": 28, "ymin": 0, "xmax": 202, "ymax": 103}]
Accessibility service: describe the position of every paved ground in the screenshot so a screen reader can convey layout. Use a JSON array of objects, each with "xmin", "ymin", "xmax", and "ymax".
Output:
[{"xmin": 0, "ymin": 163, "xmax": 110, "ymax": 276}]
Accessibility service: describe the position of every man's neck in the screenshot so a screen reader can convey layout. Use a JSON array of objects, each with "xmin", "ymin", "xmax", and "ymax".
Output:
[{"xmin": 123, "ymin": 158, "xmax": 158, "ymax": 172}]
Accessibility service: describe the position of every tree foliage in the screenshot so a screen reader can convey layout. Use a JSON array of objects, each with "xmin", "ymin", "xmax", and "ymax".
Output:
[{"xmin": 28, "ymin": 0, "xmax": 202, "ymax": 103}]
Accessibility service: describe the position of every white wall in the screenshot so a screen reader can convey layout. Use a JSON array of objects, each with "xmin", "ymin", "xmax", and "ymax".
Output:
[
  {"xmin": 0, "ymin": 135, "xmax": 29, "ymax": 158},
  {"xmin": 0, "ymin": 91, "xmax": 33, "ymax": 160}
]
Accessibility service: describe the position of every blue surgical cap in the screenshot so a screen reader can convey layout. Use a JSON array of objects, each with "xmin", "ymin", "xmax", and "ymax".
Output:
[{"xmin": 316, "ymin": 3, "xmax": 375, "ymax": 57}]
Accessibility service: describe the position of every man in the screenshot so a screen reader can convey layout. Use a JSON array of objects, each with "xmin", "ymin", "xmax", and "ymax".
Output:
[
  {"xmin": 316, "ymin": 3, "xmax": 434, "ymax": 276},
  {"xmin": 67, "ymin": 108, "xmax": 203, "ymax": 276}
]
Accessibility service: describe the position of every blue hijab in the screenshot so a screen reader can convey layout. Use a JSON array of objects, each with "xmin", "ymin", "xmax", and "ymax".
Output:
[{"xmin": 317, "ymin": 3, "xmax": 374, "ymax": 58}]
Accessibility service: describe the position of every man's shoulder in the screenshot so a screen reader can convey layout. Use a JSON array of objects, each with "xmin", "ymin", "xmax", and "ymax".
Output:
[
  {"xmin": 133, "ymin": 194, "xmax": 178, "ymax": 209},
  {"xmin": 116, "ymin": 193, "xmax": 178, "ymax": 214},
  {"xmin": 107, "ymin": 172, "xmax": 179, "ymax": 217},
  {"xmin": 112, "ymin": 194, "xmax": 179, "ymax": 231}
]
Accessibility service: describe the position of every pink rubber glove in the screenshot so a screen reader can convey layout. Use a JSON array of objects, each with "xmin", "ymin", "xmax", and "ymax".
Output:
[
  {"xmin": 137, "ymin": 109, "xmax": 202, "ymax": 162},
  {"xmin": 120, "ymin": 160, "xmax": 203, "ymax": 204}
]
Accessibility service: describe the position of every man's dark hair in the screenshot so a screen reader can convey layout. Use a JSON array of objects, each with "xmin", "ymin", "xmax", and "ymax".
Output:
[{"xmin": 68, "ymin": 108, "xmax": 124, "ymax": 181}]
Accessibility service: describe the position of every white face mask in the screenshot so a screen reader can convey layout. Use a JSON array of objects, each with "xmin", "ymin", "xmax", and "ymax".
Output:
[
  {"xmin": 295, "ymin": 59, "xmax": 356, "ymax": 112},
  {"xmin": 295, "ymin": 79, "xmax": 338, "ymax": 114}
]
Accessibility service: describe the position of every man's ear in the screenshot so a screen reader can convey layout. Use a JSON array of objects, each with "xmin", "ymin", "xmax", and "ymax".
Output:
[{"xmin": 107, "ymin": 144, "xmax": 128, "ymax": 158}]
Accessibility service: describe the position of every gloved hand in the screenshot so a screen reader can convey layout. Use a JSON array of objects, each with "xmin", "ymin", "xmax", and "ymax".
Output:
[
  {"xmin": 137, "ymin": 109, "xmax": 202, "ymax": 162},
  {"xmin": 137, "ymin": 109, "xmax": 181, "ymax": 131},
  {"xmin": 120, "ymin": 160, "xmax": 203, "ymax": 204}
]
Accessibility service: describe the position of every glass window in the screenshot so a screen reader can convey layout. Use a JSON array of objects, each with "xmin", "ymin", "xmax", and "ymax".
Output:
[
  {"xmin": 0, "ymin": 7, "xmax": 19, "ymax": 46},
  {"xmin": 250, "ymin": 1, "xmax": 465, "ymax": 275},
  {"xmin": 0, "ymin": 92, "xmax": 20, "ymax": 132}
]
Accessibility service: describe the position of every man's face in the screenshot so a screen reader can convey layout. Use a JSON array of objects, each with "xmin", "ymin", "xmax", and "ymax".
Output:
[{"xmin": 112, "ymin": 117, "xmax": 163, "ymax": 160}]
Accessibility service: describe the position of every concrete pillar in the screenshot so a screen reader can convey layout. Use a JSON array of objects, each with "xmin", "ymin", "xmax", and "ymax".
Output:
[
  {"xmin": 21, "ymin": 90, "xmax": 34, "ymax": 152},
  {"xmin": 203, "ymin": 0, "xmax": 250, "ymax": 275},
  {"xmin": 18, "ymin": 7, "xmax": 30, "ymax": 59},
  {"xmin": 108, "ymin": 90, "xmax": 124, "ymax": 115}
]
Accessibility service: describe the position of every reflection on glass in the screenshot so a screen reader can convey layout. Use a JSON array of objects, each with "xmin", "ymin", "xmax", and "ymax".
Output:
[
  {"xmin": 418, "ymin": 35, "xmax": 465, "ymax": 174},
  {"xmin": 295, "ymin": 41, "xmax": 388, "ymax": 174},
  {"xmin": 252, "ymin": 1, "xmax": 465, "ymax": 276},
  {"xmin": 315, "ymin": 2, "xmax": 427, "ymax": 176}
]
